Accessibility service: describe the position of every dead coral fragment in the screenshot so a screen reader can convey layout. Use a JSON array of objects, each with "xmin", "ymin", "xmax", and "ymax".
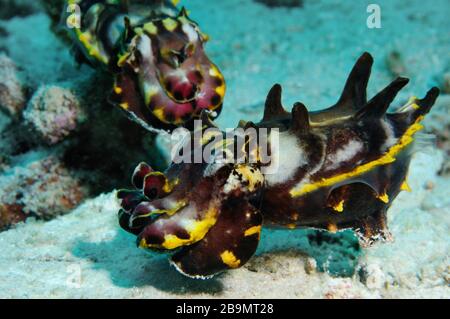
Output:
[
  {"xmin": 0, "ymin": 54, "xmax": 26, "ymax": 117},
  {"xmin": 0, "ymin": 157, "xmax": 87, "ymax": 230},
  {"xmin": 0, "ymin": 204, "xmax": 27, "ymax": 231},
  {"xmin": 23, "ymin": 86, "xmax": 84, "ymax": 145}
]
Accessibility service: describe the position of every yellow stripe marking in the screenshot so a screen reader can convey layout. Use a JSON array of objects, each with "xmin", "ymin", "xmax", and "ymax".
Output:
[
  {"xmin": 209, "ymin": 65, "xmax": 221, "ymax": 77},
  {"xmin": 209, "ymin": 65, "xmax": 226, "ymax": 99},
  {"xmin": 234, "ymin": 165, "xmax": 264, "ymax": 192},
  {"xmin": 244, "ymin": 225, "xmax": 261, "ymax": 237},
  {"xmin": 120, "ymin": 102, "xmax": 129, "ymax": 110},
  {"xmin": 152, "ymin": 107, "xmax": 166, "ymax": 122},
  {"xmin": 332, "ymin": 200, "xmax": 345, "ymax": 213},
  {"xmin": 140, "ymin": 207, "xmax": 218, "ymax": 250},
  {"xmin": 117, "ymin": 52, "xmax": 131, "ymax": 67},
  {"xmin": 162, "ymin": 18, "xmax": 178, "ymax": 32},
  {"xmin": 139, "ymin": 238, "xmax": 147, "ymax": 248},
  {"xmin": 200, "ymin": 31, "xmax": 210, "ymax": 42},
  {"xmin": 215, "ymin": 83, "xmax": 226, "ymax": 98},
  {"xmin": 377, "ymin": 192, "xmax": 389, "ymax": 203},
  {"xmin": 161, "ymin": 208, "xmax": 217, "ymax": 249},
  {"xmin": 290, "ymin": 116, "xmax": 424, "ymax": 197},
  {"xmin": 144, "ymin": 86, "xmax": 159, "ymax": 105},
  {"xmin": 400, "ymin": 180, "xmax": 412, "ymax": 192},
  {"xmin": 130, "ymin": 200, "xmax": 187, "ymax": 222},
  {"xmin": 114, "ymin": 86, "xmax": 122, "ymax": 94},
  {"xmin": 220, "ymin": 250, "xmax": 241, "ymax": 268},
  {"xmin": 76, "ymin": 30, "xmax": 108, "ymax": 64},
  {"xmin": 143, "ymin": 22, "xmax": 158, "ymax": 35}
]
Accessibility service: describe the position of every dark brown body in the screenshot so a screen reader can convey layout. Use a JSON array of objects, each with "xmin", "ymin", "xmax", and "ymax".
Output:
[
  {"xmin": 118, "ymin": 52, "xmax": 439, "ymax": 278},
  {"xmin": 261, "ymin": 146, "xmax": 411, "ymax": 245}
]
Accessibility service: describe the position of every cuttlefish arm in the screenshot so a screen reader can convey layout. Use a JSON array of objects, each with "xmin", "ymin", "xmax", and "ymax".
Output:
[{"xmin": 118, "ymin": 158, "xmax": 265, "ymax": 278}]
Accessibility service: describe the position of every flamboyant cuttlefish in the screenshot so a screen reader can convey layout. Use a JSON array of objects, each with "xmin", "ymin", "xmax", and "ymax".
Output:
[
  {"xmin": 63, "ymin": 0, "xmax": 225, "ymax": 131},
  {"xmin": 118, "ymin": 53, "xmax": 439, "ymax": 279}
]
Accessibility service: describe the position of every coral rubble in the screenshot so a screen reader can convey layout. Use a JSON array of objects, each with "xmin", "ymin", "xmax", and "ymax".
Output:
[
  {"xmin": 0, "ymin": 156, "xmax": 87, "ymax": 230},
  {"xmin": 23, "ymin": 86, "xmax": 84, "ymax": 145},
  {"xmin": 0, "ymin": 54, "xmax": 26, "ymax": 117}
]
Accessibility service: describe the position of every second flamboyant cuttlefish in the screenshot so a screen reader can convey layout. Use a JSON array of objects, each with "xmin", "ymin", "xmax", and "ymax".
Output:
[
  {"xmin": 62, "ymin": 0, "xmax": 225, "ymax": 131},
  {"xmin": 117, "ymin": 52, "xmax": 440, "ymax": 278}
]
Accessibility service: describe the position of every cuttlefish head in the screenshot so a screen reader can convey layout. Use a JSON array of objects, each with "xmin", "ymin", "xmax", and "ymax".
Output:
[{"xmin": 117, "ymin": 120, "xmax": 265, "ymax": 278}]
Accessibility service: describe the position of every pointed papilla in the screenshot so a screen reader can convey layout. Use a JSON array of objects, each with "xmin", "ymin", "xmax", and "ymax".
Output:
[
  {"xmin": 415, "ymin": 87, "xmax": 440, "ymax": 116},
  {"xmin": 387, "ymin": 86, "xmax": 440, "ymax": 134},
  {"xmin": 123, "ymin": 16, "xmax": 133, "ymax": 41},
  {"xmin": 334, "ymin": 52, "xmax": 373, "ymax": 112},
  {"xmin": 178, "ymin": 6, "xmax": 189, "ymax": 18},
  {"xmin": 290, "ymin": 102, "xmax": 310, "ymax": 134},
  {"xmin": 262, "ymin": 84, "xmax": 288, "ymax": 121},
  {"xmin": 356, "ymin": 77, "xmax": 409, "ymax": 119}
]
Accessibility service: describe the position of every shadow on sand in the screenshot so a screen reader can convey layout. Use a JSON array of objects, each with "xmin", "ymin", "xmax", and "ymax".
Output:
[
  {"xmin": 71, "ymin": 230, "xmax": 225, "ymax": 296},
  {"xmin": 71, "ymin": 226, "xmax": 360, "ymax": 295}
]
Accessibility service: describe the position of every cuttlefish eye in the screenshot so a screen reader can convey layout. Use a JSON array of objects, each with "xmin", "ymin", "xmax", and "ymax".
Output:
[
  {"xmin": 160, "ymin": 49, "xmax": 184, "ymax": 68},
  {"xmin": 160, "ymin": 43, "xmax": 196, "ymax": 68}
]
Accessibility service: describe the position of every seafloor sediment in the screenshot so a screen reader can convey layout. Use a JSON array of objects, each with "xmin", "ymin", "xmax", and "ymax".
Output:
[{"xmin": 0, "ymin": 0, "xmax": 448, "ymax": 298}]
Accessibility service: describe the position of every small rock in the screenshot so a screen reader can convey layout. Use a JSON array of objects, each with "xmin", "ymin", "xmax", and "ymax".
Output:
[
  {"xmin": 304, "ymin": 257, "xmax": 317, "ymax": 274},
  {"xmin": 444, "ymin": 265, "xmax": 450, "ymax": 285},
  {"xmin": 0, "ymin": 156, "xmax": 88, "ymax": 230},
  {"xmin": 23, "ymin": 86, "xmax": 84, "ymax": 145},
  {"xmin": 0, "ymin": 203, "xmax": 27, "ymax": 230},
  {"xmin": 425, "ymin": 181, "xmax": 434, "ymax": 190},
  {"xmin": 324, "ymin": 279, "xmax": 358, "ymax": 299},
  {"xmin": 244, "ymin": 255, "xmax": 281, "ymax": 274},
  {"xmin": 359, "ymin": 263, "xmax": 386, "ymax": 290},
  {"xmin": 0, "ymin": 54, "xmax": 26, "ymax": 117}
]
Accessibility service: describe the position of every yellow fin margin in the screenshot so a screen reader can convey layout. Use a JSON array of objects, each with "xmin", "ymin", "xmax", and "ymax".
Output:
[
  {"xmin": 220, "ymin": 250, "xmax": 241, "ymax": 268},
  {"xmin": 290, "ymin": 116, "xmax": 424, "ymax": 198}
]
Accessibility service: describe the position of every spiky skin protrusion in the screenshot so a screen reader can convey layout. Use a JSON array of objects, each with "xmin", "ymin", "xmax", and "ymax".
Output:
[
  {"xmin": 259, "ymin": 53, "xmax": 438, "ymax": 246},
  {"xmin": 62, "ymin": 0, "xmax": 225, "ymax": 131},
  {"xmin": 118, "ymin": 52, "xmax": 439, "ymax": 278}
]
